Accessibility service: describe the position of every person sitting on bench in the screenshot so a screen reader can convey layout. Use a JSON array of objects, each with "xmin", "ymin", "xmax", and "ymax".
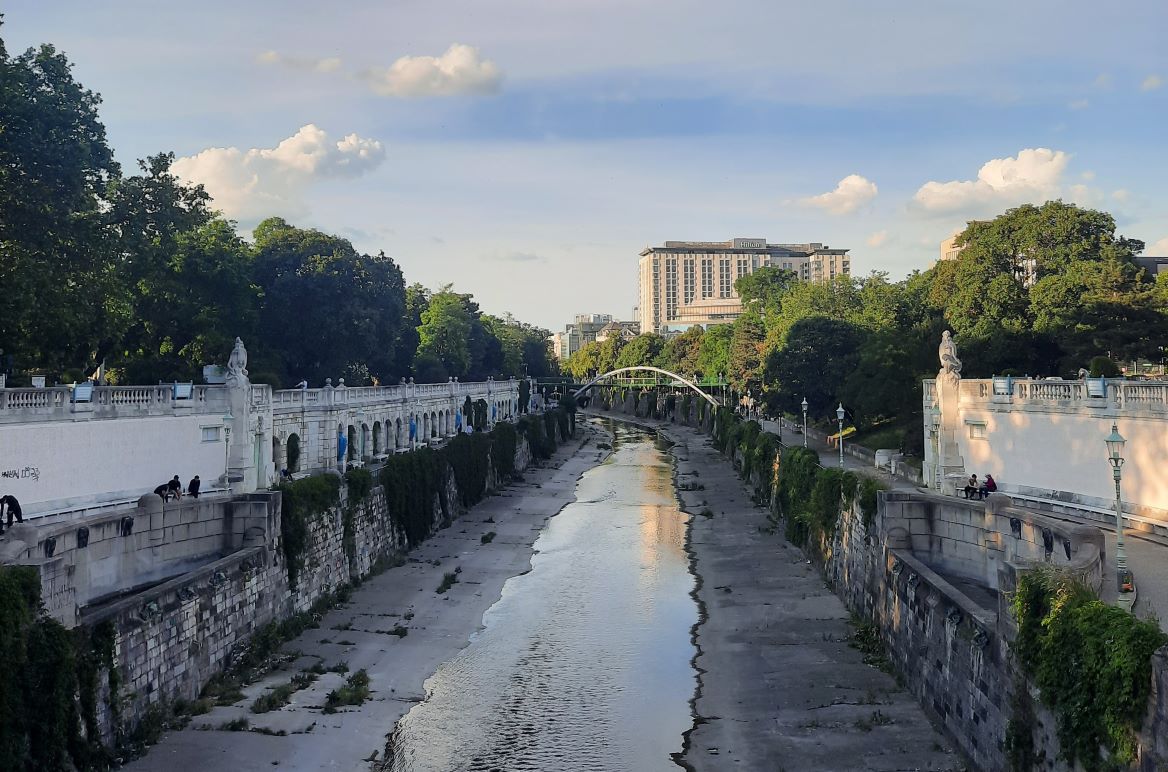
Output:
[
  {"xmin": 963, "ymin": 474, "xmax": 980, "ymax": 499},
  {"xmin": 979, "ymin": 474, "xmax": 997, "ymax": 498}
]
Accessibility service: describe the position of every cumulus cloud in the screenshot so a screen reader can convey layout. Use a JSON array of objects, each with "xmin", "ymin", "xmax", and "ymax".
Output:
[
  {"xmin": 802, "ymin": 174, "xmax": 878, "ymax": 215},
  {"xmin": 171, "ymin": 124, "xmax": 385, "ymax": 221},
  {"xmin": 865, "ymin": 230, "xmax": 889, "ymax": 248},
  {"xmin": 1142, "ymin": 74, "xmax": 1164, "ymax": 92},
  {"xmin": 912, "ymin": 148, "xmax": 1071, "ymax": 215},
  {"xmin": 256, "ymin": 50, "xmax": 343, "ymax": 73},
  {"xmin": 361, "ymin": 44, "xmax": 502, "ymax": 97},
  {"xmin": 1149, "ymin": 237, "xmax": 1168, "ymax": 255}
]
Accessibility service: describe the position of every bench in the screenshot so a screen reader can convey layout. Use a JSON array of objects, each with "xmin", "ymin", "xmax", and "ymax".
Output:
[{"xmin": 72, "ymin": 382, "xmax": 94, "ymax": 403}]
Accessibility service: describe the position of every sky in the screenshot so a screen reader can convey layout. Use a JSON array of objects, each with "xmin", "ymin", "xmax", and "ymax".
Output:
[{"xmin": 5, "ymin": 1, "xmax": 1167, "ymax": 331}]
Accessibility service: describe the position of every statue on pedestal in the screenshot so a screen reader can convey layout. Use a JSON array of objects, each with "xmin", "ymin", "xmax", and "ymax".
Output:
[
  {"xmin": 938, "ymin": 330, "xmax": 962, "ymax": 382},
  {"xmin": 226, "ymin": 337, "xmax": 249, "ymax": 387}
]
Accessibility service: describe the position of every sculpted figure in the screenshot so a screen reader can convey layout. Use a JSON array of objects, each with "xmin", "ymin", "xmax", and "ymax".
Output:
[
  {"xmin": 939, "ymin": 330, "xmax": 962, "ymax": 379},
  {"xmin": 226, "ymin": 337, "xmax": 249, "ymax": 385}
]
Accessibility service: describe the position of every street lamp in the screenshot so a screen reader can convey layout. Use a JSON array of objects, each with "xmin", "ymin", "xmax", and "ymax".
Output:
[
  {"xmin": 1105, "ymin": 422, "xmax": 1133, "ymax": 597},
  {"xmin": 930, "ymin": 404, "xmax": 941, "ymax": 489},
  {"xmin": 836, "ymin": 403, "xmax": 846, "ymax": 468},
  {"xmin": 801, "ymin": 397, "xmax": 809, "ymax": 448}
]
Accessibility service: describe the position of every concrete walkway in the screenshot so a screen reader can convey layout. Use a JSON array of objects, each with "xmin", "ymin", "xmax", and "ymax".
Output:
[{"xmin": 641, "ymin": 417, "xmax": 962, "ymax": 771}]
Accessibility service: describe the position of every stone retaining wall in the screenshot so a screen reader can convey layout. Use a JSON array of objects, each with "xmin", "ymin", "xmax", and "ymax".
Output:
[{"xmin": 86, "ymin": 434, "xmax": 534, "ymax": 744}]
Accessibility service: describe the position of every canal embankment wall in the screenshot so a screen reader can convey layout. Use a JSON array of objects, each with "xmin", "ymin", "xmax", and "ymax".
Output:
[
  {"xmin": 588, "ymin": 392, "xmax": 1168, "ymax": 771},
  {"xmin": 80, "ymin": 427, "xmax": 540, "ymax": 748}
]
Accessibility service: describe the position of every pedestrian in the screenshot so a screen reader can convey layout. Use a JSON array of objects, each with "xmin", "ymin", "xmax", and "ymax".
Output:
[
  {"xmin": 167, "ymin": 475, "xmax": 183, "ymax": 501},
  {"xmin": 295, "ymin": 379, "xmax": 308, "ymax": 389},
  {"xmin": 187, "ymin": 474, "xmax": 201, "ymax": 498}
]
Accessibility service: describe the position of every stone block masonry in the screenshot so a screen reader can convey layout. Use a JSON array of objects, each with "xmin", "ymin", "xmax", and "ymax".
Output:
[{"xmin": 83, "ymin": 432, "xmax": 538, "ymax": 745}]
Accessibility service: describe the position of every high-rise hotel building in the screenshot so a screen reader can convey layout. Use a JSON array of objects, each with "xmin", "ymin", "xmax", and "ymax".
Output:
[{"xmin": 637, "ymin": 238, "xmax": 851, "ymax": 333}]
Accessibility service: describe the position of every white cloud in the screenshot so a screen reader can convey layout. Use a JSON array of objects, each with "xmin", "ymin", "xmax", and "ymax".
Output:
[
  {"xmin": 912, "ymin": 148, "xmax": 1071, "ymax": 215},
  {"xmin": 865, "ymin": 230, "xmax": 889, "ymax": 248},
  {"xmin": 802, "ymin": 174, "xmax": 878, "ymax": 215},
  {"xmin": 171, "ymin": 124, "xmax": 385, "ymax": 222},
  {"xmin": 361, "ymin": 44, "xmax": 502, "ymax": 97},
  {"xmin": 1111, "ymin": 189, "xmax": 1130, "ymax": 202},
  {"xmin": 1093, "ymin": 73, "xmax": 1112, "ymax": 89},
  {"xmin": 1149, "ymin": 237, "xmax": 1168, "ymax": 255},
  {"xmin": 256, "ymin": 50, "xmax": 344, "ymax": 73},
  {"xmin": 1068, "ymin": 98, "xmax": 1089, "ymax": 110},
  {"xmin": 1080, "ymin": 170, "xmax": 1096, "ymax": 181},
  {"xmin": 1142, "ymin": 74, "xmax": 1164, "ymax": 92}
]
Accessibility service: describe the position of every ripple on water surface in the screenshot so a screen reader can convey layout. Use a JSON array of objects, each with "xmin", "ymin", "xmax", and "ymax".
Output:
[{"xmin": 384, "ymin": 423, "xmax": 697, "ymax": 772}]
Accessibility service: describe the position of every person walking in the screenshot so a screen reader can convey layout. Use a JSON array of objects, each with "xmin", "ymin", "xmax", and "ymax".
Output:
[{"xmin": 187, "ymin": 475, "xmax": 201, "ymax": 499}]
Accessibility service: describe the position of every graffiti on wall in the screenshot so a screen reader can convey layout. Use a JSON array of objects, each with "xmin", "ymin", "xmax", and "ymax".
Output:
[{"xmin": 1, "ymin": 466, "xmax": 41, "ymax": 482}]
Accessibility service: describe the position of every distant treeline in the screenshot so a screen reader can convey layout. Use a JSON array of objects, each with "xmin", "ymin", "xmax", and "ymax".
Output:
[{"xmin": 0, "ymin": 30, "xmax": 555, "ymax": 388}]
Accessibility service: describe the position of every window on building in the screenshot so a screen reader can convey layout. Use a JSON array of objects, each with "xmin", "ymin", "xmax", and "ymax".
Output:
[
  {"xmin": 719, "ymin": 259, "xmax": 732, "ymax": 298},
  {"xmin": 967, "ymin": 422, "xmax": 987, "ymax": 440},
  {"xmin": 701, "ymin": 258, "xmax": 713, "ymax": 299},
  {"xmin": 683, "ymin": 259, "xmax": 695, "ymax": 304},
  {"xmin": 201, "ymin": 426, "xmax": 222, "ymax": 443}
]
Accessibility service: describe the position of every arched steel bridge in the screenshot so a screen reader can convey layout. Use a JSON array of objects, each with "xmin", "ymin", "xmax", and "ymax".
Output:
[{"xmin": 570, "ymin": 366, "xmax": 724, "ymax": 408}]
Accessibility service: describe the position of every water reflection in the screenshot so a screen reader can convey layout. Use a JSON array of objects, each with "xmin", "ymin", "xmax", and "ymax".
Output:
[{"xmin": 384, "ymin": 422, "xmax": 696, "ymax": 772}]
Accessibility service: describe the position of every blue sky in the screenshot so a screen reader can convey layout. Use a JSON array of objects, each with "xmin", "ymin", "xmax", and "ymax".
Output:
[{"xmin": 5, "ymin": 0, "xmax": 1166, "ymax": 330}]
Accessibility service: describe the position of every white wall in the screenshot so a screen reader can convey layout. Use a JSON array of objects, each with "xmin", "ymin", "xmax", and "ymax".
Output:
[
  {"xmin": 955, "ymin": 406, "xmax": 1168, "ymax": 513},
  {"xmin": 0, "ymin": 415, "xmax": 229, "ymax": 515}
]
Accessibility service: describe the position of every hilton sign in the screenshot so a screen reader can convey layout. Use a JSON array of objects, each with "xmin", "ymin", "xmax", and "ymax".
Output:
[{"xmin": 732, "ymin": 238, "xmax": 766, "ymax": 249}]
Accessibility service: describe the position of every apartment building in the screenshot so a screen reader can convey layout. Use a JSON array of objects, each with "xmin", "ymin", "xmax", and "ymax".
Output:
[{"xmin": 637, "ymin": 238, "xmax": 851, "ymax": 332}]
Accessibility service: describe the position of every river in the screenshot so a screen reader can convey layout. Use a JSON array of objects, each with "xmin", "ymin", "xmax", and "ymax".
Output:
[{"xmin": 383, "ymin": 421, "xmax": 698, "ymax": 772}]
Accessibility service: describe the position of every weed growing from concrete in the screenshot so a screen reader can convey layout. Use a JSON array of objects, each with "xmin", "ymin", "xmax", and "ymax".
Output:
[
  {"xmin": 322, "ymin": 670, "xmax": 371, "ymax": 714},
  {"xmin": 436, "ymin": 572, "xmax": 459, "ymax": 594},
  {"xmin": 481, "ymin": 531, "xmax": 496, "ymax": 544},
  {"xmin": 250, "ymin": 672, "xmax": 318, "ymax": 714}
]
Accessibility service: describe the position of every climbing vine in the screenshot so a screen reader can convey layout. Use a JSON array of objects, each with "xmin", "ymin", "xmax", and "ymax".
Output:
[
  {"xmin": 1012, "ymin": 569, "xmax": 1167, "ymax": 770},
  {"xmin": 443, "ymin": 432, "xmax": 492, "ymax": 508},
  {"xmin": 857, "ymin": 477, "xmax": 885, "ymax": 528},
  {"xmin": 490, "ymin": 421, "xmax": 518, "ymax": 478},
  {"xmin": 278, "ymin": 473, "xmax": 342, "ymax": 588},
  {"xmin": 379, "ymin": 448, "xmax": 449, "ymax": 547}
]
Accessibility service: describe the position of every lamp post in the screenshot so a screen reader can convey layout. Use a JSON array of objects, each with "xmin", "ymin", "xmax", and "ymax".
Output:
[
  {"xmin": 836, "ymin": 403, "xmax": 846, "ymax": 468},
  {"xmin": 1105, "ymin": 422, "xmax": 1133, "ymax": 597},
  {"xmin": 801, "ymin": 397, "xmax": 809, "ymax": 448},
  {"xmin": 930, "ymin": 405, "xmax": 941, "ymax": 489}
]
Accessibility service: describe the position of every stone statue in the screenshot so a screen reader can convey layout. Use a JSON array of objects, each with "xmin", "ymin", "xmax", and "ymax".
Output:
[
  {"xmin": 938, "ymin": 330, "xmax": 961, "ymax": 380},
  {"xmin": 225, "ymin": 337, "xmax": 249, "ymax": 386}
]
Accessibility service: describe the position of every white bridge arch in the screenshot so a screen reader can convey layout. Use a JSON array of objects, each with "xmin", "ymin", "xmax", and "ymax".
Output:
[{"xmin": 572, "ymin": 366, "xmax": 723, "ymax": 408}]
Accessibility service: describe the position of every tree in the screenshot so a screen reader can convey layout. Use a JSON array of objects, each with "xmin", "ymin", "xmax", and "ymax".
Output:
[
  {"xmin": 764, "ymin": 316, "xmax": 865, "ymax": 419},
  {"xmin": 656, "ymin": 326, "xmax": 704, "ymax": 374},
  {"xmin": 0, "ymin": 32, "xmax": 119, "ymax": 378},
  {"xmin": 697, "ymin": 324, "xmax": 732, "ymax": 378},
  {"xmin": 566, "ymin": 341, "xmax": 601, "ymax": 380},
  {"xmin": 252, "ymin": 218, "xmax": 406, "ymax": 384},
  {"xmin": 595, "ymin": 335, "xmax": 626, "ymax": 374},
  {"xmin": 416, "ymin": 288, "xmax": 473, "ymax": 378},
  {"xmin": 735, "ymin": 267, "xmax": 797, "ymax": 307},
  {"xmin": 727, "ymin": 312, "xmax": 766, "ymax": 390},
  {"xmin": 615, "ymin": 333, "xmax": 665, "ymax": 369}
]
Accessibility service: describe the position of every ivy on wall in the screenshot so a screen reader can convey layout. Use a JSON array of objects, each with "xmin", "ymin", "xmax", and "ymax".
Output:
[
  {"xmin": 443, "ymin": 433, "xmax": 492, "ymax": 508},
  {"xmin": 379, "ymin": 448, "xmax": 449, "ymax": 547},
  {"xmin": 0, "ymin": 566, "xmax": 117, "ymax": 771},
  {"xmin": 490, "ymin": 421, "xmax": 518, "ymax": 478},
  {"xmin": 277, "ymin": 474, "xmax": 342, "ymax": 589},
  {"xmin": 1012, "ymin": 570, "xmax": 1167, "ymax": 770}
]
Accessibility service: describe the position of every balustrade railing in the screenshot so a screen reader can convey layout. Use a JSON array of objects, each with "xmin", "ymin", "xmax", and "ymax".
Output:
[{"xmin": 953, "ymin": 377, "xmax": 1168, "ymax": 413}]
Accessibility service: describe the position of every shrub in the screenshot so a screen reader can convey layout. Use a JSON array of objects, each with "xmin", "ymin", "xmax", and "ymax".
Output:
[
  {"xmin": 323, "ymin": 670, "xmax": 370, "ymax": 713},
  {"xmin": 1012, "ymin": 570, "xmax": 1167, "ymax": 768},
  {"xmin": 443, "ymin": 433, "xmax": 491, "ymax": 508},
  {"xmin": 379, "ymin": 448, "xmax": 449, "ymax": 547},
  {"xmin": 344, "ymin": 467, "xmax": 373, "ymax": 502},
  {"xmin": 490, "ymin": 421, "xmax": 517, "ymax": 478},
  {"xmin": 857, "ymin": 477, "xmax": 886, "ymax": 527},
  {"xmin": 1088, "ymin": 356, "xmax": 1121, "ymax": 378}
]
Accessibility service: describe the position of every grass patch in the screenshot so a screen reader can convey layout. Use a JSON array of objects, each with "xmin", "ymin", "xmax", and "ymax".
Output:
[
  {"xmin": 322, "ymin": 670, "xmax": 371, "ymax": 714},
  {"xmin": 436, "ymin": 572, "xmax": 459, "ymax": 594},
  {"xmin": 848, "ymin": 617, "xmax": 894, "ymax": 675},
  {"xmin": 219, "ymin": 718, "xmax": 249, "ymax": 732},
  {"xmin": 480, "ymin": 531, "xmax": 496, "ymax": 544},
  {"xmin": 250, "ymin": 672, "xmax": 318, "ymax": 714}
]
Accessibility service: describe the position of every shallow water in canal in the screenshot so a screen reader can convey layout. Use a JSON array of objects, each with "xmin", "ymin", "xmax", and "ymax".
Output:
[{"xmin": 384, "ymin": 421, "xmax": 697, "ymax": 772}]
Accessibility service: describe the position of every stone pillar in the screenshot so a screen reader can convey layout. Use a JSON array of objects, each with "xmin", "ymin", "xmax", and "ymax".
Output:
[
  {"xmin": 224, "ymin": 338, "xmax": 254, "ymax": 494},
  {"xmin": 936, "ymin": 373, "xmax": 967, "ymax": 496}
]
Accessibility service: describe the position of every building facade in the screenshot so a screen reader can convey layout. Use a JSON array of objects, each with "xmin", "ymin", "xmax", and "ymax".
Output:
[
  {"xmin": 637, "ymin": 238, "xmax": 851, "ymax": 332},
  {"xmin": 551, "ymin": 314, "xmax": 613, "ymax": 361}
]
